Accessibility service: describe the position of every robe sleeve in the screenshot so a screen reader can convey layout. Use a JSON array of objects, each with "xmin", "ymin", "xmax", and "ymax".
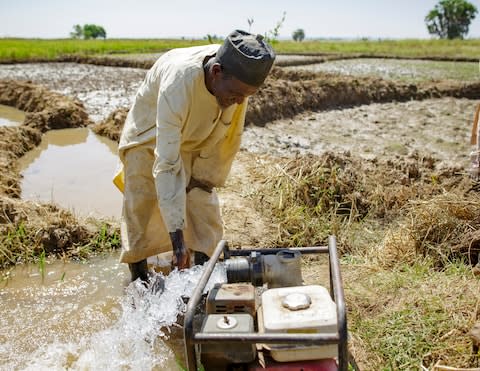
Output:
[{"xmin": 153, "ymin": 82, "xmax": 190, "ymax": 232}]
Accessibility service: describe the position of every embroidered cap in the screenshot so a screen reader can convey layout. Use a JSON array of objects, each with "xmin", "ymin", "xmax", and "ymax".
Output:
[{"xmin": 216, "ymin": 30, "xmax": 276, "ymax": 87}]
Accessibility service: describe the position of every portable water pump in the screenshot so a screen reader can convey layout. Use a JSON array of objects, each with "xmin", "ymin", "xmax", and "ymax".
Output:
[{"xmin": 183, "ymin": 236, "xmax": 351, "ymax": 371}]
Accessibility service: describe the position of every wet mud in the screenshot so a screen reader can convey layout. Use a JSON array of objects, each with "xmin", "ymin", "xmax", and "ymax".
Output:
[
  {"xmin": 90, "ymin": 68, "xmax": 480, "ymax": 142},
  {"xmin": 0, "ymin": 63, "xmax": 145, "ymax": 122},
  {"xmin": 285, "ymin": 58, "xmax": 479, "ymax": 82}
]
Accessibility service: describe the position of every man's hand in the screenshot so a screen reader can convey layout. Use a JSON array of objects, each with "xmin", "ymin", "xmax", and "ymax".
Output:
[{"xmin": 169, "ymin": 229, "xmax": 191, "ymax": 270}]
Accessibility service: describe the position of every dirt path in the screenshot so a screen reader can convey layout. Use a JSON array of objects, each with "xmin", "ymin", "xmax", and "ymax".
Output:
[{"xmin": 218, "ymin": 150, "xmax": 278, "ymax": 249}]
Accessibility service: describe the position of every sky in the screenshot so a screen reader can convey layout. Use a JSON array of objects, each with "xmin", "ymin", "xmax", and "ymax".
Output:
[{"xmin": 1, "ymin": 0, "xmax": 480, "ymax": 40}]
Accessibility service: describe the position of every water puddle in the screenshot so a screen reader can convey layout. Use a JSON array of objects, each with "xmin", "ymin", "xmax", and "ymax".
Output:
[
  {"xmin": 18, "ymin": 127, "xmax": 123, "ymax": 220},
  {"xmin": 0, "ymin": 254, "xmax": 226, "ymax": 370},
  {"xmin": 0, "ymin": 104, "xmax": 25, "ymax": 126}
]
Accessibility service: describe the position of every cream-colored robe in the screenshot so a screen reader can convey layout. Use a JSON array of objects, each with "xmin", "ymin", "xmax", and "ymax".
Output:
[{"xmin": 115, "ymin": 44, "xmax": 248, "ymax": 263}]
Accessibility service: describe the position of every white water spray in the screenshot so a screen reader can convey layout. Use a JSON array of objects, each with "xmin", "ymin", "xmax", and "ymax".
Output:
[{"xmin": 2, "ymin": 260, "xmax": 226, "ymax": 371}]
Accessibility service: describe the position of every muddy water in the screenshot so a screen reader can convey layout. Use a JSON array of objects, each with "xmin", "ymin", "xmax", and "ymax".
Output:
[
  {"xmin": 0, "ymin": 254, "xmax": 227, "ymax": 370},
  {"xmin": 0, "ymin": 104, "xmax": 25, "ymax": 126},
  {"xmin": 18, "ymin": 127, "xmax": 122, "ymax": 220}
]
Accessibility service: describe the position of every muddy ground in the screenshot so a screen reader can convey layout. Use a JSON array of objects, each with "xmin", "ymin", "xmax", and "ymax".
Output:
[{"xmin": 0, "ymin": 56, "xmax": 480, "ymax": 369}]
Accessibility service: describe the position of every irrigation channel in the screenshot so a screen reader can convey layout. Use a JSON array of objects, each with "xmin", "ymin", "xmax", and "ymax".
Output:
[
  {"xmin": 17, "ymin": 127, "xmax": 122, "ymax": 220},
  {"xmin": 0, "ymin": 104, "xmax": 24, "ymax": 127},
  {"xmin": 0, "ymin": 56, "xmax": 479, "ymax": 369}
]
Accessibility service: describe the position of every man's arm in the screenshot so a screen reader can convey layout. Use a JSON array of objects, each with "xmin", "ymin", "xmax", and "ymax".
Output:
[{"xmin": 153, "ymin": 84, "xmax": 191, "ymax": 269}]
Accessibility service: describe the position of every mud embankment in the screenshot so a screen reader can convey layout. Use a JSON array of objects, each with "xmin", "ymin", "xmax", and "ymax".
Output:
[
  {"xmin": 93, "ymin": 67, "xmax": 480, "ymax": 141},
  {"xmin": 0, "ymin": 81, "xmax": 98, "ymax": 267},
  {"xmin": 248, "ymin": 68, "xmax": 480, "ymax": 126},
  {"xmin": 0, "ymin": 80, "xmax": 92, "ymax": 133}
]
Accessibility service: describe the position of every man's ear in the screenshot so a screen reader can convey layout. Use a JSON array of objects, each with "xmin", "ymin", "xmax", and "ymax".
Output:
[{"xmin": 211, "ymin": 63, "xmax": 222, "ymax": 78}]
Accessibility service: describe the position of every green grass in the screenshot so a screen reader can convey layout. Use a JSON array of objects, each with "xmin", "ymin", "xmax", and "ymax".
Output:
[
  {"xmin": 275, "ymin": 38, "xmax": 480, "ymax": 59},
  {"xmin": 0, "ymin": 219, "xmax": 120, "ymax": 268},
  {"xmin": 0, "ymin": 38, "xmax": 211, "ymax": 61},
  {"xmin": 1, "ymin": 38, "xmax": 479, "ymax": 62},
  {"xmin": 347, "ymin": 261, "xmax": 479, "ymax": 369}
]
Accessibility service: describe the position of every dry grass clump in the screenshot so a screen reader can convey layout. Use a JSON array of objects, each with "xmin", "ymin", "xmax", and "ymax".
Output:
[
  {"xmin": 378, "ymin": 228, "xmax": 419, "ymax": 267},
  {"xmin": 255, "ymin": 152, "xmax": 465, "ymax": 251},
  {"xmin": 0, "ymin": 196, "xmax": 120, "ymax": 268},
  {"xmin": 257, "ymin": 153, "xmax": 368, "ymax": 247},
  {"xmin": 378, "ymin": 192, "xmax": 480, "ymax": 269}
]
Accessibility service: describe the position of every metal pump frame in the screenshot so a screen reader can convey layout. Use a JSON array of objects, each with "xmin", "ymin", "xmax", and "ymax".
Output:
[{"xmin": 183, "ymin": 235, "xmax": 348, "ymax": 371}]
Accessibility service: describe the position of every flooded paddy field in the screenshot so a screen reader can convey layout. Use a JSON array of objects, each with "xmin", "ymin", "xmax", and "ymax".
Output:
[
  {"xmin": 0, "ymin": 63, "xmax": 145, "ymax": 122},
  {"xmin": 0, "ymin": 56, "xmax": 479, "ymax": 370}
]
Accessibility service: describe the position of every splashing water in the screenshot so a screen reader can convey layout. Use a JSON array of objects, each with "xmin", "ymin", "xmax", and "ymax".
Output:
[{"xmin": 1, "ymin": 258, "xmax": 226, "ymax": 371}]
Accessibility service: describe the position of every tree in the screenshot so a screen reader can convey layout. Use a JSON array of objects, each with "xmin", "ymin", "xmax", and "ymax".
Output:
[
  {"xmin": 425, "ymin": 0, "xmax": 478, "ymax": 39},
  {"xmin": 83, "ymin": 24, "xmax": 107, "ymax": 39},
  {"xmin": 292, "ymin": 28, "xmax": 305, "ymax": 42},
  {"xmin": 70, "ymin": 24, "xmax": 107, "ymax": 39},
  {"xmin": 70, "ymin": 24, "xmax": 83, "ymax": 39}
]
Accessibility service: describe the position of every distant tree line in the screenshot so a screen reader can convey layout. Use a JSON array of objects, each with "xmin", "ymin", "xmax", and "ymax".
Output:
[{"xmin": 70, "ymin": 24, "xmax": 107, "ymax": 39}]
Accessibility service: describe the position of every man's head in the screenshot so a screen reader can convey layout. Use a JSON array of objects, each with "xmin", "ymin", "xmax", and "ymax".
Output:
[{"xmin": 206, "ymin": 30, "xmax": 275, "ymax": 108}]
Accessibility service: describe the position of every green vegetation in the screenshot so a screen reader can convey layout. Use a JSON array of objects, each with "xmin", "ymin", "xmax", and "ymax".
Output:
[
  {"xmin": 425, "ymin": 0, "xmax": 478, "ymax": 39},
  {"xmin": 265, "ymin": 11, "xmax": 287, "ymax": 44},
  {"xmin": 292, "ymin": 28, "xmax": 306, "ymax": 42},
  {"xmin": 348, "ymin": 262, "xmax": 479, "ymax": 368},
  {"xmin": 0, "ymin": 38, "xmax": 209, "ymax": 61},
  {"xmin": 70, "ymin": 24, "xmax": 107, "ymax": 40},
  {"xmin": 0, "ymin": 214, "xmax": 120, "ymax": 269},
  {"xmin": 275, "ymin": 38, "xmax": 480, "ymax": 58},
  {"xmin": 0, "ymin": 37, "xmax": 479, "ymax": 62}
]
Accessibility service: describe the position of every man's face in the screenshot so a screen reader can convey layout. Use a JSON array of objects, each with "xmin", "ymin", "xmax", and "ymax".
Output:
[{"xmin": 212, "ymin": 69, "xmax": 259, "ymax": 109}]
